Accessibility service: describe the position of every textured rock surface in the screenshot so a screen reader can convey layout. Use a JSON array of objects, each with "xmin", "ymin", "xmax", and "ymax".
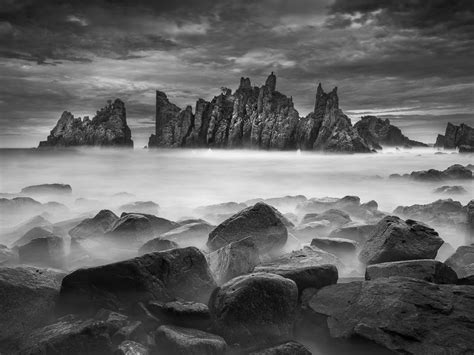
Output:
[
  {"xmin": 138, "ymin": 237, "xmax": 178, "ymax": 255},
  {"xmin": 39, "ymin": 99, "xmax": 133, "ymax": 147},
  {"xmin": 208, "ymin": 237, "xmax": 260, "ymax": 285},
  {"xmin": 359, "ymin": 216, "xmax": 443, "ymax": 265},
  {"xmin": 154, "ymin": 325, "xmax": 226, "ymax": 355},
  {"xmin": 69, "ymin": 210, "xmax": 119, "ymax": 239},
  {"xmin": 310, "ymin": 237, "xmax": 358, "ymax": 258},
  {"xmin": 147, "ymin": 300, "xmax": 211, "ymax": 331},
  {"xmin": 434, "ymin": 122, "xmax": 474, "ymax": 151},
  {"xmin": 249, "ymin": 341, "xmax": 312, "ymax": 355},
  {"xmin": 408, "ymin": 164, "xmax": 473, "ymax": 181},
  {"xmin": 308, "ymin": 277, "xmax": 474, "ymax": 354},
  {"xmin": 365, "ymin": 259, "xmax": 458, "ymax": 284},
  {"xmin": 149, "ymin": 74, "xmax": 371, "ymax": 152},
  {"xmin": 445, "ymin": 245, "xmax": 474, "ymax": 277},
  {"xmin": 159, "ymin": 221, "xmax": 214, "ymax": 249},
  {"xmin": 209, "ymin": 272, "xmax": 298, "ymax": 348},
  {"xmin": 58, "ymin": 247, "xmax": 216, "ymax": 314},
  {"xmin": 207, "ymin": 202, "xmax": 288, "ymax": 254},
  {"xmin": 0, "ymin": 266, "xmax": 65, "ymax": 346},
  {"xmin": 354, "ymin": 116, "xmax": 427, "ymax": 149}
]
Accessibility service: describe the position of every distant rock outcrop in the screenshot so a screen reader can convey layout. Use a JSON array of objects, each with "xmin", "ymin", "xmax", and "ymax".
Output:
[
  {"xmin": 354, "ymin": 115, "xmax": 427, "ymax": 149},
  {"xmin": 149, "ymin": 73, "xmax": 371, "ymax": 152},
  {"xmin": 39, "ymin": 99, "xmax": 133, "ymax": 147},
  {"xmin": 435, "ymin": 122, "xmax": 474, "ymax": 152}
]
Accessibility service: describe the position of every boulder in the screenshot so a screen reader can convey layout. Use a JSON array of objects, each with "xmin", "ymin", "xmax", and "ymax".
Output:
[
  {"xmin": 0, "ymin": 215, "xmax": 53, "ymax": 246},
  {"xmin": 207, "ymin": 237, "xmax": 260, "ymax": 285},
  {"xmin": 209, "ymin": 272, "xmax": 298, "ymax": 348},
  {"xmin": 409, "ymin": 164, "xmax": 472, "ymax": 181},
  {"xmin": 138, "ymin": 238, "xmax": 178, "ymax": 255},
  {"xmin": 38, "ymin": 99, "xmax": 133, "ymax": 147},
  {"xmin": 445, "ymin": 245, "xmax": 474, "ymax": 277},
  {"xmin": 18, "ymin": 236, "xmax": 66, "ymax": 269},
  {"xmin": 20, "ymin": 183, "xmax": 72, "ymax": 196},
  {"xmin": 69, "ymin": 210, "xmax": 119, "ymax": 239},
  {"xmin": 104, "ymin": 213, "xmax": 178, "ymax": 243},
  {"xmin": 160, "ymin": 222, "xmax": 214, "ymax": 249},
  {"xmin": 310, "ymin": 237, "xmax": 358, "ymax": 258},
  {"xmin": 434, "ymin": 122, "xmax": 474, "ymax": 150},
  {"xmin": 0, "ymin": 266, "xmax": 65, "ymax": 345},
  {"xmin": 249, "ymin": 341, "xmax": 311, "ymax": 355},
  {"xmin": 308, "ymin": 277, "xmax": 474, "ymax": 354},
  {"xmin": 118, "ymin": 201, "xmax": 159, "ymax": 215},
  {"xmin": 154, "ymin": 325, "xmax": 226, "ymax": 355},
  {"xmin": 359, "ymin": 216, "xmax": 443, "ymax": 265},
  {"xmin": 147, "ymin": 300, "xmax": 211, "ymax": 331},
  {"xmin": 12, "ymin": 226, "xmax": 56, "ymax": 247},
  {"xmin": 433, "ymin": 185, "xmax": 468, "ymax": 195},
  {"xmin": 58, "ymin": 247, "xmax": 216, "ymax": 314},
  {"xmin": 207, "ymin": 202, "xmax": 288, "ymax": 254},
  {"xmin": 18, "ymin": 316, "xmax": 125, "ymax": 355},
  {"xmin": 365, "ymin": 259, "xmax": 458, "ymax": 284},
  {"xmin": 326, "ymin": 223, "xmax": 376, "ymax": 244}
]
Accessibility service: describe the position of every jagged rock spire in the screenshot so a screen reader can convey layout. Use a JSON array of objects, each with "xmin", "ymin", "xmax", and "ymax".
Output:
[
  {"xmin": 239, "ymin": 77, "xmax": 252, "ymax": 90},
  {"xmin": 265, "ymin": 72, "xmax": 276, "ymax": 93}
]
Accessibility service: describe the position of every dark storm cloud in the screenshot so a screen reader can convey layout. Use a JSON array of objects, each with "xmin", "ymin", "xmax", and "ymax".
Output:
[{"xmin": 0, "ymin": 0, "xmax": 473, "ymax": 147}]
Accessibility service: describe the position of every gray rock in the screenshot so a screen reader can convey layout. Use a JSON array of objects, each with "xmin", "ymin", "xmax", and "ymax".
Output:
[
  {"xmin": 207, "ymin": 202, "xmax": 288, "ymax": 254},
  {"xmin": 13, "ymin": 226, "xmax": 56, "ymax": 247},
  {"xmin": 209, "ymin": 272, "xmax": 298, "ymax": 348},
  {"xmin": 147, "ymin": 300, "xmax": 211, "ymax": 331},
  {"xmin": 0, "ymin": 266, "xmax": 65, "ymax": 346},
  {"xmin": 160, "ymin": 222, "xmax": 214, "ymax": 249},
  {"xmin": 115, "ymin": 340, "xmax": 148, "ymax": 355},
  {"xmin": 308, "ymin": 277, "xmax": 474, "ymax": 354},
  {"xmin": 18, "ymin": 236, "xmax": 66, "ymax": 269},
  {"xmin": 434, "ymin": 122, "xmax": 474, "ymax": 150},
  {"xmin": 327, "ymin": 223, "xmax": 376, "ymax": 244},
  {"xmin": 433, "ymin": 185, "xmax": 468, "ymax": 195},
  {"xmin": 39, "ymin": 99, "xmax": 133, "ymax": 147},
  {"xmin": 310, "ymin": 237, "xmax": 358, "ymax": 258},
  {"xmin": 69, "ymin": 210, "xmax": 119, "ymax": 240},
  {"xmin": 409, "ymin": 164, "xmax": 473, "ymax": 181},
  {"xmin": 20, "ymin": 183, "xmax": 72, "ymax": 196},
  {"xmin": 249, "ymin": 341, "xmax": 312, "ymax": 355},
  {"xmin": 154, "ymin": 325, "xmax": 226, "ymax": 355},
  {"xmin": 58, "ymin": 247, "xmax": 216, "ymax": 314},
  {"xmin": 365, "ymin": 259, "xmax": 458, "ymax": 284},
  {"xmin": 138, "ymin": 238, "xmax": 178, "ymax": 255},
  {"xmin": 445, "ymin": 245, "xmax": 474, "ymax": 277},
  {"xmin": 208, "ymin": 237, "xmax": 260, "ymax": 285},
  {"xmin": 359, "ymin": 216, "xmax": 443, "ymax": 265}
]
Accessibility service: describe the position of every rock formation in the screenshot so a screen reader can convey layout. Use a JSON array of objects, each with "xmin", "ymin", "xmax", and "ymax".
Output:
[
  {"xmin": 354, "ymin": 115, "xmax": 427, "ymax": 149},
  {"xmin": 39, "ymin": 99, "xmax": 133, "ymax": 147},
  {"xmin": 149, "ymin": 73, "xmax": 371, "ymax": 152},
  {"xmin": 435, "ymin": 122, "xmax": 474, "ymax": 152}
]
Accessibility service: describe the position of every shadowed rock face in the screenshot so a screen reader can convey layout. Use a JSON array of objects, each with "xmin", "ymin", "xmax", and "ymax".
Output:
[
  {"xmin": 354, "ymin": 116, "xmax": 427, "ymax": 149},
  {"xmin": 435, "ymin": 122, "xmax": 474, "ymax": 151},
  {"xmin": 149, "ymin": 74, "xmax": 371, "ymax": 152},
  {"xmin": 39, "ymin": 99, "xmax": 133, "ymax": 147}
]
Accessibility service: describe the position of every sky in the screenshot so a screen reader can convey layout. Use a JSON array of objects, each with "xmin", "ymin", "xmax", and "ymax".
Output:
[{"xmin": 0, "ymin": 0, "xmax": 473, "ymax": 148}]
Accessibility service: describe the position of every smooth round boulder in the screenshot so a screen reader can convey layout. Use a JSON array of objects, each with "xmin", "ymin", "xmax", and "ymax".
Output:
[
  {"xmin": 138, "ymin": 238, "xmax": 178, "ymax": 255},
  {"xmin": 208, "ymin": 272, "xmax": 298, "ymax": 348}
]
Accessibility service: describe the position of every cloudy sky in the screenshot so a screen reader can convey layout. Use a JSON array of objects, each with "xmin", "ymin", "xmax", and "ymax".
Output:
[{"xmin": 1, "ymin": 0, "xmax": 473, "ymax": 147}]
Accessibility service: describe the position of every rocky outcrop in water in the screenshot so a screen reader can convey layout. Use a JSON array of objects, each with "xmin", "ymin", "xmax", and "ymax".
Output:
[
  {"xmin": 149, "ymin": 73, "xmax": 371, "ymax": 152},
  {"xmin": 39, "ymin": 99, "xmax": 133, "ymax": 147},
  {"xmin": 435, "ymin": 122, "xmax": 474, "ymax": 152},
  {"xmin": 354, "ymin": 116, "xmax": 427, "ymax": 149}
]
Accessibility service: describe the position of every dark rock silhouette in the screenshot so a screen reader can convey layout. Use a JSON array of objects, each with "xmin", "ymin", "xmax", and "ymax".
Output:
[
  {"xmin": 435, "ymin": 122, "xmax": 474, "ymax": 152},
  {"xmin": 354, "ymin": 115, "xmax": 427, "ymax": 149},
  {"xmin": 149, "ymin": 74, "xmax": 371, "ymax": 152},
  {"xmin": 38, "ymin": 99, "xmax": 133, "ymax": 147}
]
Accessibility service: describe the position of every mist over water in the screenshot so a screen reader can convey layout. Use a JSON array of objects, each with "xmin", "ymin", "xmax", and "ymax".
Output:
[{"xmin": 1, "ymin": 147, "xmax": 472, "ymax": 220}]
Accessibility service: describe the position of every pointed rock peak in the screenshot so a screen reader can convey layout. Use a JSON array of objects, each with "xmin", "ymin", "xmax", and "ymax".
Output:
[
  {"xmin": 156, "ymin": 90, "xmax": 169, "ymax": 101},
  {"xmin": 185, "ymin": 105, "xmax": 193, "ymax": 112},
  {"xmin": 265, "ymin": 72, "xmax": 276, "ymax": 92},
  {"xmin": 239, "ymin": 77, "xmax": 252, "ymax": 90}
]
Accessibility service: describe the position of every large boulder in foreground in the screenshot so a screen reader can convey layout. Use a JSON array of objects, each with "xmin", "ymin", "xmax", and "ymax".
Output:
[
  {"xmin": 69, "ymin": 210, "xmax": 119, "ymax": 239},
  {"xmin": 207, "ymin": 202, "xmax": 288, "ymax": 254},
  {"xmin": 209, "ymin": 273, "xmax": 298, "ymax": 348},
  {"xmin": 359, "ymin": 216, "xmax": 443, "ymax": 265},
  {"xmin": 59, "ymin": 247, "xmax": 216, "ymax": 314},
  {"xmin": 0, "ymin": 266, "xmax": 65, "ymax": 345},
  {"xmin": 308, "ymin": 277, "xmax": 474, "ymax": 354},
  {"xmin": 365, "ymin": 259, "xmax": 458, "ymax": 284},
  {"xmin": 155, "ymin": 325, "xmax": 226, "ymax": 355},
  {"xmin": 208, "ymin": 237, "xmax": 260, "ymax": 285}
]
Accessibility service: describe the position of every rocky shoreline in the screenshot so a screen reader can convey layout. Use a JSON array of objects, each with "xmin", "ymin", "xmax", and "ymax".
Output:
[{"xmin": 1, "ymin": 172, "xmax": 473, "ymax": 354}]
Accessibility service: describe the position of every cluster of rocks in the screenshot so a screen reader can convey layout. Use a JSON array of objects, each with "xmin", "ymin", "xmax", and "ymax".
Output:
[
  {"xmin": 38, "ymin": 99, "xmax": 133, "ymax": 148},
  {"xmin": 149, "ymin": 73, "xmax": 376, "ymax": 152},
  {"xmin": 435, "ymin": 122, "xmax": 474, "ymax": 153},
  {"xmin": 2, "ymin": 185, "xmax": 474, "ymax": 354},
  {"xmin": 390, "ymin": 163, "xmax": 473, "ymax": 181},
  {"xmin": 354, "ymin": 115, "xmax": 427, "ymax": 150}
]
